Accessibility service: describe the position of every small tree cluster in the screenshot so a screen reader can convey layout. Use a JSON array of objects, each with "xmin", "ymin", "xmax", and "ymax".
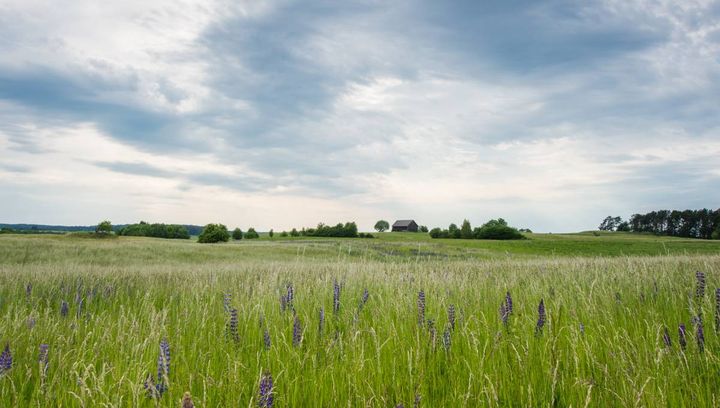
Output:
[
  {"xmin": 429, "ymin": 218, "xmax": 525, "ymax": 240},
  {"xmin": 198, "ymin": 224, "xmax": 230, "ymax": 243},
  {"xmin": 244, "ymin": 228, "xmax": 260, "ymax": 239},
  {"xmin": 118, "ymin": 221, "xmax": 190, "ymax": 239}
]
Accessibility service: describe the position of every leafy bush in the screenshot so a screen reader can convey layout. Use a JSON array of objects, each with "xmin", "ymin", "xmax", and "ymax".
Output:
[
  {"xmin": 198, "ymin": 224, "xmax": 230, "ymax": 243},
  {"xmin": 117, "ymin": 221, "xmax": 189, "ymax": 239},
  {"xmin": 358, "ymin": 232, "xmax": 375, "ymax": 238},
  {"xmin": 419, "ymin": 225, "xmax": 429, "ymax": 233},
  {"xmin": 301, "ymin": 222, "xmax": 358, "ymax": 238},
  {"xmin": 430, "ymin": 218, "xmax": 525, "ymax": 240},
  {"xmin": 245, "ymin": 228, "xmax": 260, "ymax": 239},
  {"xmin": 269, "ymin": 229, "xmax": 274, "ymax": 238},
  {"xmin": 232, "ymin": 228, "xmax": 243, "ymax": 240},
  {"xmin": 96, "ymin": 220, "xmax": 113, "ymax": 235},
  {"xmin": 290, "ymin": 228, "xmax": 300, "ymax": 237},
  {"xmin": 280, "ymin": 231, "xmax": 288, "ymax": 237}
]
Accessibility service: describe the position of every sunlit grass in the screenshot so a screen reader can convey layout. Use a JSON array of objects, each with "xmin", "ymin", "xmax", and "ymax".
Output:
[{"xmin": 0, "ymin": 235, "xmax": 719, "ymax": 406}]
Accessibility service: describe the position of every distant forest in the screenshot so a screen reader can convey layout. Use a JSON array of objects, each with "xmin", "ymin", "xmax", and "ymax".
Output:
[
  {"xmin": 0, "ymin": 223, "xmax": 205, "ymax": 236},
  {"xmin": 601, "ymin": 209, "xmax": 720, "ymax": 239}
]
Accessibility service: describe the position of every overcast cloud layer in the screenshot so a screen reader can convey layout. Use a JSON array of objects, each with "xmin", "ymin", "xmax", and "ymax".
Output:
[{"xmin": 1, "ymin": 0, "xmax": 719, "ymax": 232}]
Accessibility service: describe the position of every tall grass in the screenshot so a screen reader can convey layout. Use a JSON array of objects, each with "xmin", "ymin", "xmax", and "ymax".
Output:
[{"xmin": 0, "ymin": 236, "xmax": 719, "ymax": 406}]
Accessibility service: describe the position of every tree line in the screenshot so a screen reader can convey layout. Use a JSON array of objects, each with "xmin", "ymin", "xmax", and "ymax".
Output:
[
  {"xmin": 429, "ymin": 218, "xmax": 525, "ymax": 240},
  {"xmin": 599, "ymin": 209, "xmax": 720, "ymax": 239},
  {"xmin": 117, "ymin": 221, "xmax": 190, "ymax": 239}
]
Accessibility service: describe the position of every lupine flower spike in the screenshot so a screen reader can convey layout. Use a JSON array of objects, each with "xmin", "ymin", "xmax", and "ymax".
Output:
[
  {"xmin": 697, "ymin": 319, "xmax": 705, "ymax": 352},
  {"xmin": 228, "ymin": 308, "xmax": 240, "ymax": 343},
  {"xmin": 417, "ymin": 290, "xmax": 426, "ymax": 326},
  {"xmin": 293, "ymin": 315, "xmax": 302, "ymax": 347},
  {"xmin": 0, "ymin": 344, "xmax": 12, "ymax": 374},
  {"xmin": 60, "ymin": 300, "xmax": 69, "ymax": 317},
  {"xmin": 505, "ymin": 292, "xmax": 513, "ymax": 314},
  {"xmin": 39, "ymin": 343, "xmax": 49, "ymax": 376},
  {"xmin": 259, "ymin": 371, "xmax": 274, "ymax": 408},
  {"xmin": 263, "ymin": 327, "xmax": 271, "ymax": 350},
  {"xmin": 715, "ymin": 288, "xmax": 720, "ymax": 332},
  {"xmin": 679, "ymin": 324, "xmax": 687, "ymax": 350},
  {"xmin": 662, "ymin": 327, "xmax": 672, "ymax": 348},
  {"xmin": 448, "ymin": 304, "xmax": 456, "ymax": 331},
  {"xmin": 696, "ymin": 271, "xmax": 706, "ymax": 299},
  {"xmin": 536, "ymin": 299, "xmax": 546, "ymax": 335},
  {"xmin": 500, "ymin": 302, "xmax": 509, "ymax": 326}
]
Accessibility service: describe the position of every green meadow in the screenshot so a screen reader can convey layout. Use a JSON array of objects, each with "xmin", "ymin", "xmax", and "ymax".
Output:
[{"xmin": 1, "ymin": 233, "xmax": 719, "ymax": 406}]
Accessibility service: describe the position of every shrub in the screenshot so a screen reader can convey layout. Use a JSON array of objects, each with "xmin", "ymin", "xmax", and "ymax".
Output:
[
  {"xmin": 117, "ymin": 222, "xmax": 189, "ymax": 239},
  {"xmin": 245, "ymin": 228, "xmax": 260, "ymax": 239},
  {"xmin": 301, "ymin": 222, "xmax": 358, "ymax": 238},
  {"xmin": 290, "ymin": 228, "xmax": 300, "ymax": 237},
  {"xmin": 473, "ymin": 219, "xmax": 525, "ymax": 240},
  {"xmin": 280, "ymin": 231, "xmax": 288, "ymax": 237},
  {"xmin": 96, "ymin": 220, "xmax": 113, "ymax": 235},
  {"xmin": 419, "ymin": 225, "xmax": 429, "ymax": 233},
  {"xmin": 232, "ymin": 228, "xmax": 243, "ymax": 240},
  {"xmin": 358, "ymin": 233, "xmax": 375, "ymax": 238},
  {"xmin": 198, "ymin": 224, "xmax": 230, "ymax": 243},
  {"xmin": 269, "ymin": 229, "xmax": 274, "ymax": 238}
]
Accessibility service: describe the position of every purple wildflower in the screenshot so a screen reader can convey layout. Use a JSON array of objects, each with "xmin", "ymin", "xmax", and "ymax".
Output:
[
  {"xmin": 679, "ymin": 324, "xmax": 687, "ymax": 350},
  {"xmin": 286, "ymin": 284, "xmax": 294, "ymax": 308},
  {"xmin": 259, "ymin": 371, "xmax": 274, "ymax": 408},
  {"xmin": 696, "ymin": 271, "xmax": 706, "ymax": 298},
  {"xmin": 263, "ymin": 327, "xmax": 271, "ymax": 350},
  {"xmin": 715, "ymin": 288, "xmax": 720, "ymax": 332},
  {"xmin": 499, "ymin": 302, "xmax": 509, "ymax": 326},
  {"xmin": 505, "ymin": 291, "xmax": 513, "ymax": 314},
  {"xmin": 448, "ymin": 304, "xmax": 456, "ymax": 331},
  {"xmin": 223, "ymin": 293, "xmax": 232, "ymax": 313},
  {"xmin": 417, "ymin": 290, "xmax": 425, "ymax": 326},
  {"xmin": 662, "ymin": 327, "xmax": 672, "ymax": 348},
  {"xmin": 0, "ymin": 344, "xmax": 12, "ymax": 374},
  {"xmin": 160, "ymin": 338, "xmax": 170, "ymax": 376},
  {"xmin": 60, "ymin": 300, "xmax": 69, "ymax": 317},
  {"xmin": 359, "ymin": 288, "xmax": 369, "ymax": 310},
  {"xmin": 280, "ymin": 295, "xmax": 287, "ymax": 312},
  {"xmin": 228, "ymin": 308, "xmax": 240, "ymax": 343},
  {"xmin": 39, "ymin": 344, "xmax": 49, "ymax": 375},
  {"xmin": 536, "ymin": 299, "xmax": 546, "ymax": 335},
  {"xmin": 696, "ymin": 318, "xmax": 705, "ymax": 352},
  {"xmin": 333, "ymin": 279, "xmax": 341, "ymax": 314},
  {"xmin": 293, "ymin": 315, "xmax": 302, "ymax": 347}
]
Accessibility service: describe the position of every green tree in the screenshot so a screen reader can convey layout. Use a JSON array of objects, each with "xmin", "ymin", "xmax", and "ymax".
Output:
[
  {"xmin": 419, "ymin": 225, "xmax": 429, "ymax": 233},
  {"xmin": 198, "ymin": 223, "xmax": 230, "ymax": 243},
  {"xmin": 232, "ymin": 228, "xmax": 243, "ymax": 240},
  {"xmin": 280, "ymin": 231, "xmax": 288, "ymax": 237},
  {"xmin": 290, "ymin": 228, "xmax": 300, "ymax": 237},
  {"xmin": 460, "ymin": 219, "xmax": 473, "ymax": 239},
  {"xmin": 96, "ymin": 220, "xmax": 113, "ymax": 235},
  {"xmin": 374, "ymin": 220, "xmax": 390, "ymax": 232},
  {"xmin": 245, "ymin": 228, "xmax": 260, "ymax": 239},
  {"xmin": 269, "ymin": 229, "xmax": 274, "ymax": 239},
  {"xmin": 448, "ymin": 223, "xmax": 460, "ymax": 239}
]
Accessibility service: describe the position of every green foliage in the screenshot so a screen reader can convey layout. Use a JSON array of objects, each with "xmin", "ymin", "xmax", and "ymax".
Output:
[
  {"xmin": 244, "ymin": 228, "xmax": 260, "ymax": 239},
  {"xmin": 0, "ymin": 227, "xmax": 16, "ymax": 234},
  {"xmin": 430, "ymin": 218, "xmax": 524, "ymax": 240},
  {"xmin": 419, "ymin": 225, "xmax": 429, "ymax": 233},
  {"xmin": 269, "ymin": 229, "xmax": 274, "ymax": 238},
  {"xmin": 232, "ymin": 228, "xmax": 243, "ymax": 240},
  {"xmin": 374, "ymin": 220, "xmax": 390, "ymax": 232},
  {"xmin": 117, "ymin": 221, "xmax": 189, "ymax": 239},
  {"xmin": 357, "ymin": 232, "xmax": 375, "ymax": 238},
  {"xmin": 629, "ymin": 208, "xmax": 720, "ymax": 239},
  {"xmin": 95, "ymin": 220, "xmax": 113, "ymax": 235},
  {"xmin": 197, "ymin": 223, "xmax": 230, "ymax": 243},
  {"xmin": 460, "ymin": 219, "xmax": 473, "ymax": 239},
  {"xmin": 290, "ymin": 228, "xmax": 300, "ymax": 237},
  {"xmin": 280, "ymin": 231, "xmax": 288, "ymax": 237},
  {"xmin": 299, "ymin": 222, "xmax": 358, "ymax": 238},
  {"xmin": 712, "ymin": 226, "xmax": 720, "ymax": 240}
]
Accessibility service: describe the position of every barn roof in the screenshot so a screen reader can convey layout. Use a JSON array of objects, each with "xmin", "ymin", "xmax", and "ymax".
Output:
[{"xmin": 392, "ymin": 220, "xmax": 416, "ymax": 227}]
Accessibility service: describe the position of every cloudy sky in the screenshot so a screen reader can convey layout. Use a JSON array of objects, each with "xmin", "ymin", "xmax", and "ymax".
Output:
[{"xmin": 1, "ymin": 0, "xmax": 719, "ymax": 232}]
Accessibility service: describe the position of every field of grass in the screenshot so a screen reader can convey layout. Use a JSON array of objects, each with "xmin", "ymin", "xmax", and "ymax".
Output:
[{"xmin": 0, "ymin": 233, "xmax": 719, "ymax": 406}]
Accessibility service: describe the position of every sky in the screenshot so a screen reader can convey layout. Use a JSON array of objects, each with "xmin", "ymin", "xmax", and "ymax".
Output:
[{"xmin": 1, "ymin": 0, "xmax": 719, "ymax": 232}]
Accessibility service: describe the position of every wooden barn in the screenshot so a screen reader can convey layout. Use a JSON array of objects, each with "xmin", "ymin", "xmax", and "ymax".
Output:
[{"xmin": 392, "ymin": 220, "xmax": 418, "ymax": 232}]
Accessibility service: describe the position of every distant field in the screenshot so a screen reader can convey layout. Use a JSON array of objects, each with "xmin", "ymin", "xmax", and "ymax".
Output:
[{"xmin": 0, "ymin": 234, "xmax": 719, "ymax": 406}]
